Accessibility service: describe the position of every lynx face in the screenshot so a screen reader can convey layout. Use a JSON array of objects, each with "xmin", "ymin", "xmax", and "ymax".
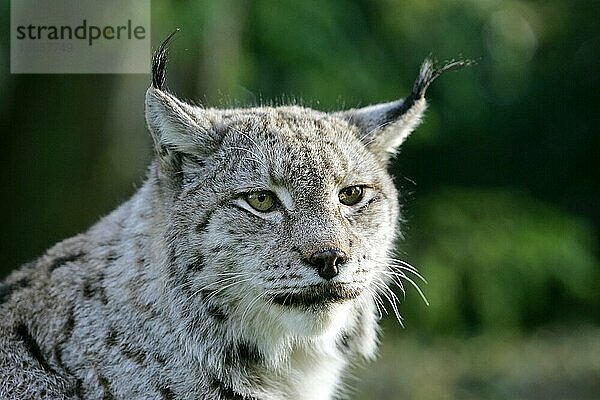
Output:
[
  {"xmin": 147, "ymin": 96, "xmax": 416, "ymax": 339},
  {"xmin": 175, "ymin": 108, "xmax": 399, "ymax": 327}
]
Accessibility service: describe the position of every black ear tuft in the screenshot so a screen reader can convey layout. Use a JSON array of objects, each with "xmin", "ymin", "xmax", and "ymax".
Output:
[
  {"xmin": 151, "ymin": 28, "xmax": 180, "ymax": 90},
  {"xmin": 385, "ymin": 58, "xmax": 475, "ymax": 122}
]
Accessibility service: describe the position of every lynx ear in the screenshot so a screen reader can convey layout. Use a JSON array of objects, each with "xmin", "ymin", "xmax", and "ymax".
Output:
[
  {"xmin": 338, "ymin": 59, "xmax": 471, "ymax": 159},
  {"xmin": 145, "ymin": 30, "xmax": 220, "ymax": 164}
]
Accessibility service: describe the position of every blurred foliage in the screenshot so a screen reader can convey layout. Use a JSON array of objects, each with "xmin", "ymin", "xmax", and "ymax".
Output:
[
  {"xmin": 398, "ymin": 188, "xmax": 600, "ymax": 334},
  {"xmin": 0, "ymin": 0, "xmax": 599, "ymax": 396},
  {"xmin": 354, "ymin": 325, "xmax": 600, "ymax": 400}
]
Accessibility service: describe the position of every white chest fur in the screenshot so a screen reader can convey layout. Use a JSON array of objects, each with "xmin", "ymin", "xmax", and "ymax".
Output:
[
  {"xmin": 253, "ymin": 302, "xmax": 356, "ymax": 399},
  {"xmin": 284, "ymin": 345, "xmax": 346, "ymax": 400}
]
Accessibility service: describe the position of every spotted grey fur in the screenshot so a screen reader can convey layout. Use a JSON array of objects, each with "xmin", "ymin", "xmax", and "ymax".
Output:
[{"xmin": 0, "ymin": 33, "xmax": 467, "ymax": 399}]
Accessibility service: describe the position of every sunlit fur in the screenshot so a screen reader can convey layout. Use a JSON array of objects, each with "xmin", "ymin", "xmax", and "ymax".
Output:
[{"xmin": 0, "ymin": 52, "xmax": 460, "ymax": 399}]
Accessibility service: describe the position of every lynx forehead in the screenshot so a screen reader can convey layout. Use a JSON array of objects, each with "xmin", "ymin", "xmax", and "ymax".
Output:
[{"xmin": 0, "ymin": 31, "xmax": 468, "ymax": 399}]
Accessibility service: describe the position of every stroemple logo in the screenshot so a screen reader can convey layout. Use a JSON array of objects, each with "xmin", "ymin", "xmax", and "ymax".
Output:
[{"xmin": 11, "ymin": 0, "xmax": 150, "ymax": 74}]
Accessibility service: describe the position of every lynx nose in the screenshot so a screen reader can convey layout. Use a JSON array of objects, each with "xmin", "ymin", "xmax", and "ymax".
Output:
[{"xmin": 310, "ymin": 249, "xmax": 348, "ymax": 280}]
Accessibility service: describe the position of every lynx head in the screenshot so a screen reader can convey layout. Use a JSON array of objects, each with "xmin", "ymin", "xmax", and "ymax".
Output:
[{"xmin": 145, "ymin": 33, "xmax": 467, "ymax": 348}]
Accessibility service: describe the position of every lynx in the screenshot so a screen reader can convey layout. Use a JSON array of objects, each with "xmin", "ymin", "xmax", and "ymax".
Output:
[{"xmin": 0, "ymin": 32, "xmax": 467, "ymax": 399}]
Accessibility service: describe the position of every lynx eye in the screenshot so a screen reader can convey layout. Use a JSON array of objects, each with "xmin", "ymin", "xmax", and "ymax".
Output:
[
  {"xmin": 245, "ymin": 191, "xmax": 276, "ymax": 212},
  {"xmin": 339, "ymin": 185, "xmax": 364, "ymax": 206}
]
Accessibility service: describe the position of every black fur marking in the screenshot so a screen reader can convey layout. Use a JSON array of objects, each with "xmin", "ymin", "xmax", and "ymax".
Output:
[
  {"xmin": 167, "ymin": 246, "xmax": 178, "ymax": 269},
  {"xmin": 135, "ymin": 254, "xmax": 146, "ymax": 270},
  {"xmin": 158, "ymin": 385, "xmax": 176, "ymax": 400},
  {"xmin": 82, "ymin": 272, "xmax": 108, "ymax": 304},
  {"xmin": 196, "ymin": 220, "xmax": 210, "ymax": 234},
  {"xmin": 0, "ymin": 277, "xmax": 30, "ymax": 303},
  {"xmin": 15, "ymin": 323, "xmax": 55, "ymax": 374},
  {"xmin": 82, "ymin": 280, "xmax": 95, "ymax": 298},
  {"xmin": 366, "ymin": 195, "xmax": 381, "ymax": 207},
  {"xmin": 128, "ymin": 278, "xmax": 160, "ymax": 318},
  {"xmin": 105, "ymin": 327, "xmax": 147, "ymax": 364},
  {"xmin": 169, "ymin": 153, "xmax": 185, "ymax": 189},
  {"xmin": 201, "ymin": 289, "xmax": 216, "ymax": 298},
  {"xmin": 131, "ymin": 297, "xmax": 160, "ymax": 319},
  {"xmin": 64, "ymin": 307, "xmax": 76, "ymax": 340},
  {"xmin": 167, "ymin": 244, "xmax": 186, "ymax": 285},
  {"xmin": 229, "ymin": 203, "xmax": 265, "ymax": 220},
  {"xmin": 53, "ymin": 309, "xmax": 81, "ymax": 388},
  {"xmin": 206, "ymin": 304, "xmax": 228, "ymax": 322},
  {"xmin": 99, "ymin": 238, "xmax": 120, "ymax": 248},
  {"xmin": 336, "ymin": 330, "xmax": 353, "ymax": 354},
  {"xmin": 121, "ymin": 345, "xmax": 147, "ymax": 365},
  {"xmin": 105, "ymin": 328, "xmax": 118, "ymax": 347},
  {"xmin": 98, "ymin": 284, "xmax": 109, "ymax": 305},
  {"xmin": 66, "ymin": 379, "xmax": 84, "ymax": 398},
  {"xmin": 237, "ymin": 341, "xmax": 263, "ymax": 367},
  {"xmin": 53, "ymin": 343, "xmax": 64, "ymax": 368},
  {"xmin": 151, "ymin": 29, "xmax": 179, "ymax": 90},
  {"xmin": 385, "ymin": 58, "xmax": 474, "ymax": 123},
  {"xmin": 272, "ymin": 283, "xmax": 361, "ymax": 307},
  {"xmin": 210, "ymin": 377, "xmax": 257, "ymax": 400},
  {"xmin": 106, "ymin": 250, "xmax": 121, "ymax": 263},
  {"xmin": 224, "ymin": 341, "xmax": 263, "ymax": 369},
  {"xmin": 188, "ymin": 253, "xmax": 205, "ymax": 271},
  {"xmin": 184, "ymin": 154, "xmax": 206, "ymax": 168},
  {"xmin": 98, "ymin": 374, "xmax": 115, "ymax": 400},
  {"xmin": 354, "ymin": 195, "xmax": 382, "ymax": 217},
  {"xmin": 49, "ymin": 252, "xmax": 84, "ymax": 272},
  {"xmin": 153, "ymin": 353, "xmax": 167, "ymax": 365}
]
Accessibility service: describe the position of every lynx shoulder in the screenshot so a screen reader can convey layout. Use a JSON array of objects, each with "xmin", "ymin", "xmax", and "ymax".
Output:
[{"xmin": 0, "ymin": 33, "xmax": 468, "ymax": 400}]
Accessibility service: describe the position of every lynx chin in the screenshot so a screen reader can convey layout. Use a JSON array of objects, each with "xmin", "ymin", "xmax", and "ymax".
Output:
[{"xmin": 0, "ymin": 32, "xmax": 468, "ymax": 399}]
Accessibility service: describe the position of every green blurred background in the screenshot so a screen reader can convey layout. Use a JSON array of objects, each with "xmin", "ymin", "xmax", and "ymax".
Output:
[{"xmin": 1, "ymin": 0, "xmax": 598, "ymax": 398}]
